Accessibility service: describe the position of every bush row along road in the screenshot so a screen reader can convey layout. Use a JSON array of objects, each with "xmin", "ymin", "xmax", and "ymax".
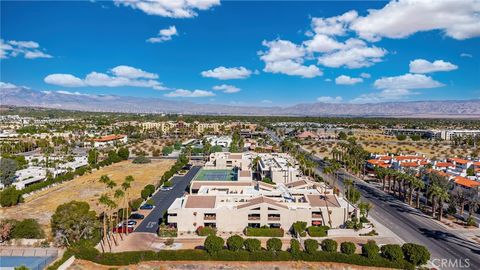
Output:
[{"xmin": 135, "ymin": 166, "xmax": 201, "ymax": 233}]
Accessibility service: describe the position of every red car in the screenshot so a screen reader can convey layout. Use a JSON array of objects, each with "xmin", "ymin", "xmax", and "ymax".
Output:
[{"xmin": 113, "ymin": 226, "xmax": 133, "ymax": 233}]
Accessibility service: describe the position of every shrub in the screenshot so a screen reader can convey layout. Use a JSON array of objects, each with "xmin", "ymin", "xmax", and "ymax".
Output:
[
  {"xmin": 226, "ymin": 235, "xmax": 244, "ymax": 251},
  {"xmin": 267, "ymin": 238, "xmax": 282, "ymax": 252},
  {"xmin": 245, "ymin": 227, "xmax": 284, "ymax": 237},
  {"xmin": 196, "ymin": 226, "xmax": 217, "ymax": 236},
  {"xmin": 402, "ymin": 243, "xmax": 430, "ymax": 266},
  {"xmin": 381, "ymin": 244, "xmax": 403, "ymax": 261},
  {"xmin": 244, "ymin": 238, "xmax": 261, "ymax": 252},
  {"xmin": 141, "ymin": 189, "xmax": 150, "ymax": 200},
  {"xmin": 132, "ymin": 156, "xmax": 151, "ymax": 164},
  {"xmin": 204, "ymin": 235, "xmax": 224, "ymax": 254},
  {"xmin": 307, "ymin": 226, "xmax": 329, "ymax": 237},
  {"xmin": 359, "ymin": 216, "xmax": 369, "ymax": 223},
  {"xmin": 362, "ymin": 240, "xmax": 379, "ymax": 258},
  {"xmin": 321, "ymin": 239, "xmax": 338, "ymax": 252},
  {"xmin": 163, "ymin": 181, "xmax": 173, "ymax": 187},
  {"xmin": 292, "ymin": 221, "xmax": 307, "ymax": 237},
  {"xmin": 117, "ymin": 147, "xmax": 130, "ymax": 160},
  {"xmin": 146, "ymin": 199, "xmax": 155, "ymax": 205},
  {"xmin": 158, "ymin": 225, "xmax": 177, "ymax": 237},
  {"xmin": 289, "ymin": 239, "xmax": 301, "ymax": 256},
  {"xmin": 130, "ymin": 198, "xmax": 143, "ymax": 211},
  {"xmin": 0, "ymin": 187, "xmax": 23, "ymax": 207},
  {"xmin": 145, "ymin": 184, "xmax": 155, "ymax": 195},
  {"xmin": 11, "ymin": 219, "xmax": 45, "ymax": 239},
  {"xmin": 340, "ymin": 242, "xmax": 356, "ymax": 255},
  {"xmin": 304, "ymin": 239, "xmax": 319, "ymax": 254}
]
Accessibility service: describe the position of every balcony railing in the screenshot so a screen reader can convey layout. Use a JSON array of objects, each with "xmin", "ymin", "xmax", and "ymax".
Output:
[
  {"xmin": 312, "ymin": 213, "xmax": 322, "ymax": 218},
  {"xmin": 248, "ymin": 216, "xmax": 261, "ymax": 220},
  {"xmin": 268, "ymin": 216, "xmax": 280, "ymax": 221},
  {"xmin": 204, "ymin": 215, "xmax": 216, "ymax": 220}
]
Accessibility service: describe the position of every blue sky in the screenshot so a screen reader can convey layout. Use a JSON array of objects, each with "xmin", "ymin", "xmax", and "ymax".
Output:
[{"xmin": 1, "ymin": 0, "xmax": 479, "ymax": 106}]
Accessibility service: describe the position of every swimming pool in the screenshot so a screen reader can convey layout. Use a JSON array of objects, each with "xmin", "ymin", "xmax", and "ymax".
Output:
[{"xmin": 0, "ymin": 256, "xmax": 54, "ymax": 270}]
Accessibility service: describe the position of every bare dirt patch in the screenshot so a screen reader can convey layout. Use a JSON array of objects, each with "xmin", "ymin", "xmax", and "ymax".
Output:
[
  {"xmin": 0, "ymin": 159, "xmax": 174, "ymax": 233},
  {"xmin": 69, "ymin": 259, "xmax": 396, "ymax": 270}
]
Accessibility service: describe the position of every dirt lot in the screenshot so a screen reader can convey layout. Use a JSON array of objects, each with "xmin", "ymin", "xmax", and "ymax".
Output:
[
  {"xmin": 0, "ymin": 159, "xmax": 174, "ymax": 233},
  {"xmin": 69, "ymin": 259, "xmax": 396, "ymax": 270},
  {"xmin": 303, "ymin": 129, "xmax": 477, "ymax": 159},
  {"xmin": 129, "ymin": 139, "xmax": 175, "ymax": 157}
]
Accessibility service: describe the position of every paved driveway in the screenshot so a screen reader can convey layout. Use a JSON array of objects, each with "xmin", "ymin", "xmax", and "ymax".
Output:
[{"xmin": 135, "ymin": 166, "xmax": 201, "ymax": 233}]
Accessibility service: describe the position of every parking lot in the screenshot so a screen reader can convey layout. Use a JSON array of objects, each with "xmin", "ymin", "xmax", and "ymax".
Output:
[{"xmin": 134, "ymin": 166, "xmax": 201, "ymax": 233}]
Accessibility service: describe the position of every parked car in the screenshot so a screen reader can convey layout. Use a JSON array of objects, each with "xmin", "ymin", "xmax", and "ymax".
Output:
[
  {"xmin": 140, "ymin": 204, "xmax": 155, "ymax": 210},
  {"xmin": 118, "ymin": 220, "xmax": 137, "ymax": 226},
  {"xmin": 161, "ymin": 186, "xmax": 173, "ymax": 191},
  {"xmin": 129, "ymin": 213, "xmax": 145, "ymax": 220},
  {"xmin": 113, "ymin": 226, "xmax": 133, "ymax": 233}
]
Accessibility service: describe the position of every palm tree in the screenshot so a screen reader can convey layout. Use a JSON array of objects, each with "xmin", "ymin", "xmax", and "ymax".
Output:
[
  {"xmin": 428, "ymin": 184, "xmax": 441, "ymax": 218},
  {"xmin": 122, "ymin": 175, "xmax": 134, "ymax": 236},
  {"xmin": 467, "ymin": 191, "xmax": 479, "ymax": 221},
  {"xmin": 451, "ymin": 187, "xmax": 468, "ymax": 215},
  {"xmin": 98, "ymin": 194, "xmax": 112, "ymax": 252},
  {"xmin": 436, "ymin": 187, "xmax": 449, "ymax": 221},
  {"xmin": 411, "ymin": 177, "xmax": 425, "ymax": 208},
  {"xmin": 113, "ymin": 189, "xmax": 125, "ymax": 240}
]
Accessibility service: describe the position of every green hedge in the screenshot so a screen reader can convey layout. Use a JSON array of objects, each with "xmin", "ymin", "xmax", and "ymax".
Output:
[
  {"xmin": 307, "ymin": 226, "xmax": 329, "ymax": 237},
  {"xmin": 245, "ymin": 227, "xmax": 284, "ymax": 237},
  {"xmin": 52, "ymin": 246, "xmax": 413, "ymax": 269}
]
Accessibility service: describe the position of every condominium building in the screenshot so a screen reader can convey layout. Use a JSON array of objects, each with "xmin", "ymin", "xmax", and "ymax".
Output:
[
  {"xmin": 168, "ymin": 178, "xmax": 353, "ymax": 233},
  {"xmin": 257, "ymin": 153, "xmax": 301, "ymax": 184},
  {"xmin": 90, "ymin": 134, "xmax": 128, "ymax": 148}
]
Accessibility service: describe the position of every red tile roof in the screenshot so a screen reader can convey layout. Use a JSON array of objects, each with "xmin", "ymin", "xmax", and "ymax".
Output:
[
  {"xmin": 454, "ymin": 176, "xmax": 480, "ymax": 188},
  {"xmin": 448, "ymin": 158, "xmax": 469, "ymax": 164},
  {"xmin": 93, "ymin": 134, "xmax": 126, "ymax": 142},
  {"xmin": 436, "ymin": 162, "xmax": 455, "ymax": 168}
]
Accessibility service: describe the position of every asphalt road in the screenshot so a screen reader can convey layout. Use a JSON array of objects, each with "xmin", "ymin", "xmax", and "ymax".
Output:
[
  {"xmin": 135, "ymin": 166, "xmax": 201, "ymax": 233},
  {"xmin": 313, "ymin": 157, "xmax": 480, "ymax": 270}
]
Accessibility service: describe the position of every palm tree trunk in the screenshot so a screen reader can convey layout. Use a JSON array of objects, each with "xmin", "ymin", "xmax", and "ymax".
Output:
[
  {"xmin": 416, "ymin": 190, "xmax": 421, "ymax": 209},
  {"xmin": 438, "ymin": 199, "xmax": 444, "ymax": 221}
]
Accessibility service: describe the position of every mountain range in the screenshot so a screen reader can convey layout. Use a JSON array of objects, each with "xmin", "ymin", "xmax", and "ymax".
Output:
[{"xmin": 2, "ymin": 85, "xmax": 479, "ymax": 117}]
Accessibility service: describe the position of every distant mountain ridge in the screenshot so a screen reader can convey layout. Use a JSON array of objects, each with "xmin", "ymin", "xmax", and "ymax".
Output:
[{"xmin": 1, "ymin": 85, "xmax": 479, "ymax": 117}]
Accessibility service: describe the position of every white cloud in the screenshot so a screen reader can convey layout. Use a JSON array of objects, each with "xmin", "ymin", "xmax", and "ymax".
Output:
[
  {"xmin": 212, "ymin": 84, "xmax": 240, "ymax": 93},
  {"xmin": 304, "ymin": 34, "xmax": 344, "ymax": 53},
  {"xmin": 350, "ymin": 0, "xmax": 480, "ymax": 41},
  {"xmin": 44, "ymin": 74, "xmax": 86, "ymax": 87},
  {"xmin": 324, "ymin": 78, "xmax": 332, "ymax": 82},
  {"xmin": 44, "ymin": 65, "xmax": 166, "ymax": 90},
  {"xmin": 1, "ymin": 39, "xmax": 52, "ymax": 59},
  {"xmin": 114, "ymin": 0, "xmax": 220, "ymax": 18},
  {"xmin": 460, "ymin": 53, "xmax": 473, "ymax": 58},
  {"xmin": 201, "ymin": 66, "xmax": 252, "ymax": 80},
  {"xmin": 261, "ymin": 99, "xmax": 272, "ymax": 104},
  {"xmin": 110, "ymin": 65, "xmax": 158, "ymax": 79},
  {"xmin": 0, "ymin": 82, "xmax": 20, "ymax": 90},
  {"xmin": 335, "ymin": 75, "xmax": 363, "ymax": 85},
  {"xmin": 147, "ymin": 25, "xmax": 178, "ymax": 43},
  {"xmin": 317, "ymin": 41, "xmax": 387, "ymax": 68},
  {"xmin": 259, "ymin": 39, "xmax": 322, "ymax": 78},
  {"xmin": 409, "ymin": 59, "xmax": 458, "ymax": 73},
  {"xmin": 164, "ymin": 89, "xmax": 215, "ymax": 97},
  {"xmin": 360, "ymin": 72, "xmax": 371, "ymax": 78},
  {"xmin": 374, "ymin": 73, "xmax": 444, "ymax": 89},
  {"xmin": 311, "ymin": 10, "xmax": 358, "ymax": 36},
  {"xmin": 260, "ymin": 39, "xmax": 305, "ymax": 62},
  {"xmin": 317, "ymin": 96, "xmax": 343, "ymax": 103},
  {"xmin": 263, "ymin": 60, "xmax": 322, "ymax": 78}
]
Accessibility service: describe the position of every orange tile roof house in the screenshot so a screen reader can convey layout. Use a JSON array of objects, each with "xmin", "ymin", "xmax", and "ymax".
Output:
[
  {"xmin": 454, "ymin": 176, "xmax": 480, "ymax": 189},
  {"xmin": 90, "ymin": 134, "xmax": 128, "ymax": 147}
]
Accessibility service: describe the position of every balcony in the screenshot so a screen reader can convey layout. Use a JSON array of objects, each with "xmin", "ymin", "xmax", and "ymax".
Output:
[
  {"xmin": 268, "ymin": 214, "xmax": 280, "ymax": 221},
  {"xmin": 204, "ymin": 214, "xmax": 216, "ymax": 220},
  {"xmin": 248, "ymin": 214, "xmax": 261, "ymax": 221},
  {"xmin": 312, "ymin": 212, "xmax": 322, "ymax": 219}
]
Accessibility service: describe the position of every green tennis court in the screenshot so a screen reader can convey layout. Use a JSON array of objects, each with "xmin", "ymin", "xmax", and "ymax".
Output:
[{"xmin": 194, "ymin": 169, "xmax": 237, "ymax": 181}]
